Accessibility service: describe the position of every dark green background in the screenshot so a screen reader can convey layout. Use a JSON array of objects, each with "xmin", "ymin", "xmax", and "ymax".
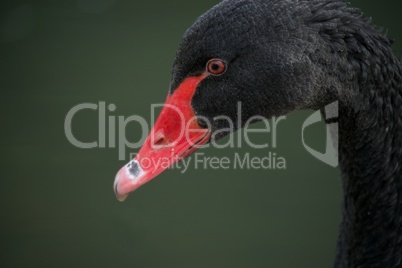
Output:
[{"xmin": 1, "ymin": 1, "xmax": 401, "ymax": 267}]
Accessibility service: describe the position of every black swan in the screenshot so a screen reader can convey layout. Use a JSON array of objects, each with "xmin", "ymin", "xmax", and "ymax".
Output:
[{"xmin": 114, "ymin": 0, "xmax": 402, "ymax": 267}]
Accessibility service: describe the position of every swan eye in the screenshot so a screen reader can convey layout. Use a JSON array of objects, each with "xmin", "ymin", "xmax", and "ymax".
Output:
[{"xmin": 206, "ymin": 59, "xmax": 226, "ymax": 75}]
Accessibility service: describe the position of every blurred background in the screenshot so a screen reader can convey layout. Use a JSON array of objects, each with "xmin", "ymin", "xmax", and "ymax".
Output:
[{"xmin": 1, "ymin": 0, "xmax": 401, "ymax": 267}]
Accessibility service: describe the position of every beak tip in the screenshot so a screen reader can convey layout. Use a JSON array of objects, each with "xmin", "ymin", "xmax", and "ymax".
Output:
[
  {"xmin": 114, "ymin": 168, "xmax": 128, "ymax": 202},
  {"xmin": 116, "ymin": 194, "xmax": 128, "ymax": 202}
]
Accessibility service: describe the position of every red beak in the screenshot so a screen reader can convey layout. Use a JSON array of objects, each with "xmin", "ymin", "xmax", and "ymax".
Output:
[{"xmin": 114, "ymin": 74, "xmax": 210, "ymax": 201}]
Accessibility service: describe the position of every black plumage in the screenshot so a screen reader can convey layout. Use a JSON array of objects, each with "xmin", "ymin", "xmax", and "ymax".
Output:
[{"xmin": 169, "ymin": 0, "xmax": 402, "ymax": 267}]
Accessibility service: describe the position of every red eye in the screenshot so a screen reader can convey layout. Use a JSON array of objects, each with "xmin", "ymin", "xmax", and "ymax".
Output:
[{"xmin": 207, "ymin": 59, "xmax": 226, "ymax": 75}]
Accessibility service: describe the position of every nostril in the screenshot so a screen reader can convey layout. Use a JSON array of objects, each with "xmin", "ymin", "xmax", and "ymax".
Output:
[
  {"xmin": 154, "ymin": 136, "xmax": 167, "ymax": 146},
  {"xmin": 151, "ymin": 130, "xmax": 172, "ymax": 149},
  {"xmin": 151, "ymin": 130, "xmax": 170, "ymax": 148}
]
